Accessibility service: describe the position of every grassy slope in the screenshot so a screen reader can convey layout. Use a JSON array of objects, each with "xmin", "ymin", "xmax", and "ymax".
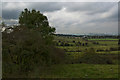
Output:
[{"xmin": 31, "ymin": 64, "xmax": 118, "ymax": 78}]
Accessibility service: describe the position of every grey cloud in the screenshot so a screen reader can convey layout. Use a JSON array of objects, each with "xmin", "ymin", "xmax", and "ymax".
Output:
[
  {"xmin": 2, "ymin": 2, "xmax": 23, "ymax": 19},
  {"xmin": 2, "ymin": 2, "xmax": 117, "ymax": 19},
  {"xmin": 2, "ymin": 9, "xmax": 21, "ymax": 19},
  {"xmin": 65, "ymin": 2, "xmax": 117, "ymax": 13},
  {"xmin": 2, "ymin": 2, "xmax": 118, "ymax": 34},
  {"xmin": 0, "ymin": 2, "xmax": 2, "ymax": 19},
  {"xmin": 2, "ymin": 2, "xmax": 63, "ymax": 19},
  {"xmin": 28, "ymin": 2, "xmax": 63, "ymax": 12},
  {"xmin": 84, "ymin": 14, "xmax": 118, "ymax": 25}
]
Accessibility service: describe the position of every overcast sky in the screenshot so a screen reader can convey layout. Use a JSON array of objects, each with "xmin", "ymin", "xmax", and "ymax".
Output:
[{"xmin": 1, "ymin": 2, "xmax": 118, "ymax": 34}]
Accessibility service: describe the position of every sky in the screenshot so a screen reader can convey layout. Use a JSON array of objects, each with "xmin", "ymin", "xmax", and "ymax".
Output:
[{"xmin": 1, "ymin": 2, "xmax": 119, "ymax": 34}]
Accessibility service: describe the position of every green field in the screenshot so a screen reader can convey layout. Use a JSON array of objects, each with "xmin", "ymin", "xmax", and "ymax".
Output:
[
  {"xmin": 5, "ymin": 64, "xmax": 118, "ymax": 78},
  {"xmin": 88, "ymin": 38, "xmax": 119, "ymax": 41},
  {"xmin": 28, "ymin": 64, "xmax": 118, "ymax": 78},
  {"xmin": 55, "ymin": 36, "xmax": 119, "ymax": 55},
  {"xmin": 48, "ymin": 36, "xmax": 119, "ymax": 78}
]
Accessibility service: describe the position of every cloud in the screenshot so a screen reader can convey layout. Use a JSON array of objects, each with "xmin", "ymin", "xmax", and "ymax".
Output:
[
  {"xmin": 44, "ymin": 2, "xmax": 118, "ymax": 34},
  {"xmin": 2, "ymin": 2, "xmax": 63, "ymax": 19},
  {"xmin": 2, "ymin": 2, "xmax": 118, "ymax": 34},
  {"xmin": 2, "ymin": 0, "xmax": 119, "ymax": 2},
  {"xmin": 27, "ymin": 2, "xmax": 63, "ymax": 12},
  {"xmin": 2, "ymin": 2, "xmax": 28, "ymax": 19}
]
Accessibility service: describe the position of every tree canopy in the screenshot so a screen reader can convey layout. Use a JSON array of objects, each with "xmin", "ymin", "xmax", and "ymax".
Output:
[
  {"xmin": 2, "ymin": 8, "xmax": 65, "ymax": 77},
  {"xmin": 19, "ymin": 8, "xmax": 55, "ymax": 37}
]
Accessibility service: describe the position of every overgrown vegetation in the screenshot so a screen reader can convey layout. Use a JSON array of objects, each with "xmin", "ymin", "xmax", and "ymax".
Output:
[
  {"xmin": 78, "ymin": 48, "xmax": 113, "ymax": 64},
  {"xmin": 2, "ymin": 9, "xmax": 65, "ymax": 78}
]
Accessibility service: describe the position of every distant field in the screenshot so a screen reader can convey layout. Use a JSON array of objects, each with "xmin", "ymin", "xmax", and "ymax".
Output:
[
  {"xmin": 55, "ymin": 36, "xmax": 119, "ymax": 59},
  {"xmin": 88, "ymin": 38, "xmax": 119, "ymax": 41},
  {"xmin": 52, "ymin": 36, "xmax": 119, "ymax": 78}
]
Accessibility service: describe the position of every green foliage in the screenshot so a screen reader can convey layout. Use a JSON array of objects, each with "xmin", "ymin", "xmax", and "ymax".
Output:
[
  {"xmin": 19, "ymin": 8, "xmax": 55, "ymax": 38},
  {"xmin": 78, "ymin": 48, "xmax": 113, "ymax": 64},
  {"xmin": 3, "ymin": 26, "xmax": 66, "ymax": 77},
  {"xmin": 2, "ymin": 9, "xmax": 65, "ymax": 78},
  {"xmin": 18, "ymin": 8, "xmax": 56, "ymax": 45}
]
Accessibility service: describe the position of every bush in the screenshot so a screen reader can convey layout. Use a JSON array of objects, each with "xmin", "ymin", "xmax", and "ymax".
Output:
[
  {"xmin": 2, "ymin": 9, "xmax": 66, "ymax": 78},
  {"xmin": 2, "ymin": 26, "xmax": 66, "ymax": 77},
  {"xmin": 78, "ymin": 48, "xmax": 113, "ymax": 64}
]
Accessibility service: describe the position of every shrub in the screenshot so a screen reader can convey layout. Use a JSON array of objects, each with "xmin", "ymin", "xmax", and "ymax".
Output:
[
  {"xmin": 2, "ymin": 26, "xmax": 66, "ymax": 77},
  {"xmin": 78, "ymin": 48, "xmax": 113, "ymax": 64}
]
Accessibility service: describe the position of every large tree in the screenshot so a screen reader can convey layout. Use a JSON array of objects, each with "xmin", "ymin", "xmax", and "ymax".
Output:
[
  {"xmin": 2, "ymin": 9, "xmax": 65, "ymax": 77},
  {"xmin": 19, "ymin": 8, "xmax": 55, "ymax": 38}
]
